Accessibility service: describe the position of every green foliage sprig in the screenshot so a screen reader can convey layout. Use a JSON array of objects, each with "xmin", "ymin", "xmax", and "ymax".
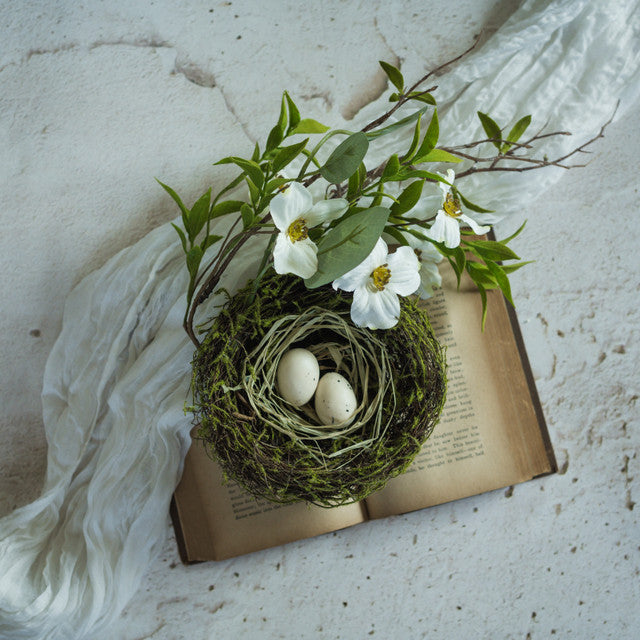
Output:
[{"xmin": 160, "ymin": 46, "xmax": 608, "ymax": 346}]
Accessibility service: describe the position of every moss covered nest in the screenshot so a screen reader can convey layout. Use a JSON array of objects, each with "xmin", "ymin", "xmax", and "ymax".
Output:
[{"xmin": 191, "ymin": 272, "xmax": 447, "ymax": 507}]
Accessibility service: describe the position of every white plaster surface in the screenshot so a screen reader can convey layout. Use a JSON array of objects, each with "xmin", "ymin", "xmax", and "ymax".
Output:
[{"xmin": 0, "ymin": 1, "xmax": 638, "ymax": 638}]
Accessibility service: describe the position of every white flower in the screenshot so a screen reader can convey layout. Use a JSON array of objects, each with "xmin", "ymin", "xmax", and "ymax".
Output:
[
  {"xmin": 426, "ymin": 169, "xmax": 490, "ymax": 248},
  {"xmin": 333, "ymin": 238, "xmax": 420, "ymax": 330},
  {"xmin": 406, "ymin": 234, "xmax": 443, "ymax": 299},
  {"xmin": 271, "ymin": 182, "xmax": 348, "ymax": 279}
]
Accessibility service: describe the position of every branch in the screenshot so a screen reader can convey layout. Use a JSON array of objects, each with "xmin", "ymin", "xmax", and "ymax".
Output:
[
  {"xmin": 302, "ymin": 39, "xmax": 481, "ymax": 192},
  {"xmin": 448, "ymin": 104, "xmax": 618, "ymax": 180},
  {"xmin": 362, "ymin": 37, "xmax": 480, "ymax": 134}
]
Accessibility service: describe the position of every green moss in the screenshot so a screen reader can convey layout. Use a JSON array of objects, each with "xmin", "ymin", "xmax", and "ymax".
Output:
[{"xmin": 191, "ymin": 272, "xmax": 447, "ymax": 507}]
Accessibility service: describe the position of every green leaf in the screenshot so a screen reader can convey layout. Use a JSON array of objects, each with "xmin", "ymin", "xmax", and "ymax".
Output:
[
  {"xmin": 500, "ymin": 220, "xmax": 527, "ymax": 244},
  {"xmin": 211, "ymin": 199, "xmax": 244, "ymax": 218},
  {"xmin": 246, "ymin": 176, "xmax": 260, "ymax": 205},
  {"xmin": 455, "ymin": 190, "xmax": 494, "ymax": 214},
  {"xmin": 485, "ymin": 260, "xmax": 514, "ymax": 306},
  {"xmin": 383, "ymin": 225, "xmax": 409, "ymax": 246},
  {"xmin": 407, "ymin": 91, "xmax": 436, "ymax": 106},
  {"xmin": 186, "ymin": 246, "xmax": 203, "ymax": 280},
  {"xmin": 466, "ymin": 261, "xmax": 497, "ymax": 288},
  {"xmin": 299, "ymin": 148, "xmax": 323, "ymax": 170},
  {"xmin": 347, "ymin": 162, "xmax": 364, "ymax": 201},
  {"xmin": 477, "ymin": 111, "xmax": 503, "ymax": 151},
  {"xmin": 215, "ymin": 157, "xmax": 264, "ymax": 189},
  {"xmin": 266, "ymin": 125, "xmax": 284, "ymax": 152},
  {"xmin": 272, "ymin": 138, "xmax": 308, "ymax": 173},
  {"xmin": 453, "ymin": 246, "xmax": 466, "ymax": 287},
  {"xmin": 305, "ymin": 206, "xmax": 391, "ymax": 288},
  {"xmin": 266, "ymin": 93, "xmax": 288, "ymax": 151},
  {"xmin": 396, "ymin": 168, "xmax": 446, "ymax": 182},
  {"xmin": 201, "ymin": 234, "xmax": 222, "ymax": 252},
  {"xmin": 240, "ymin": 203, "xmax": 254, "ymax": 230},
  {"xmin": 477, "ymin": 283, "xmax": 488, "ymax": 331},
  {"xmin": 502, "ymin": 260, "xmax": 534, "ymax": 274},
  {"xmin": 265, "ymin": 177, "xmax": 291, "ymax": 193},
  {"xmin": 390, "ymin": 180, "xmax": 424, "ymax": 216},
  {"xmin": 502, "ymin": 114, "xmax": 532, "ymax": 153},
  {"xmin": 320, "ymin": 132, "xmax": 369, "ymax": 184},
  {"xmin": 157, "ymin": 179, "xmax": 189, "ymax": 231},
  {"xmin": 379, "ymin": 60, "xmax": 404, "ymax": 93},
  {"xmin": 439, "ymin": 244, "xmax": 467, "ymax": 288},
  {"xmin": 171, "ymin": 223, "xmax": 187, "ymax": 252},
  {"xmin": 285, "ymin": 91, "xmax": 301, "ymax": 133},
  {"xmin": 214, "ymin": 173, "xmax": 245, "ymax": 202},
  {"xmin": 466, "ymin": 239, "xmax": 520, "ymax": 262},
  {"xmin": 402, "ymin": 114, "xmax": 422, "ymax": 162},
  {"xmin": 185, "ymin": 245, "xmax": 203, "ymax": 305},
  {"xmin": 157, "ymin": 179, "xmax": 188, "ymax": 216},
  {"xmin": 251, "ymin": 142, "xmax": 261, "ymax": 162},
  {"xmin": 291, "ymin": 118, "xmax": 330, "ymax": 135},
  {"xmin": 381, "ymin": 154, "xmax": 401, "ymax": 180},
  {"xmin": 416, "ymin": 148, "xmax": 462, "ymax": 164},
  {"xmin": 413, "ymin": 109, "xmax": 439, "ymax": 161},
  {"xmin": 365, "ymin": 106, "xmax": 429, "ymax": 140},
  {"xmin": 188, "ymin": 189, "xmax": 211, "ymax": 242}
]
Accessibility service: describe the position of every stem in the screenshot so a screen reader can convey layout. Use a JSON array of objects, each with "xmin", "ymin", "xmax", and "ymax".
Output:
[
  {"xmin": 297, "ymin": 129, "xmax": 354, "ymax": 180},
  {"xmin": 360, "ymin": 36, "xmax": 479, "ymax": 135},
  {"xmin": 184, "ymin": 227, "xmax": 264, "ymax": 347}
]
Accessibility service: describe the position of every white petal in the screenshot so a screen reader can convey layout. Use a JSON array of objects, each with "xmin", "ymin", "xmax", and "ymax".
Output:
[
  {"xmin": 442, "ymin": 216, "xmax": 461, "ymax": 248},
  {"xmin": 369, "ymin": 237, "xmax": 389, "ymax": 265},
  {"xmin": 269, "ymin": 182, "xmax": 313, "ymax": 231},
  {"xmin": 425, "ymin": 211, "xmax": 448, "ymax": 243},
  {"xmin": 332, "ymin": 259, "xmax": 372, "ymax": 292},
  {"xmin": 438, "ymin": 169, "xmax": 455, "ymax": 199},
  {"xmin": 459, "ymin": 213, "xmax": 490, "ymax": 236},
  {"xmin": 387, "ymin": 246, "xmax": 421, "ymax": 296},
  {"xmin": 305, "ymin": 198, "xmax": 348, "ymax": 227},
  {"xmin": 416, "ymin": 261, "xmax": 442, "ymax": 299},
  {"xmin": 350, "ymin": 287, "xmax": 400, "ymax": 330},
  {"xmin": 420, "ymin": 241, "xmax": 443, "ymax": 263},
  {"xmin": 332, "ymin": 238, "xmax": 388, "ymax": 292},
  {"xmin": 273, "ymin": 233, "xmax": 318, "ymax": 278},
  {"xmin": 406, "ymin": 233, "xmax": 443, "ymax": 263}
]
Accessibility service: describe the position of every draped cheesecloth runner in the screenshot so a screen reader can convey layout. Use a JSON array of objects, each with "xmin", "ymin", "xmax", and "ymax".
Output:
[{"xmin": 1, "ymin": 1, "xmax": 639, "ymax": 637}]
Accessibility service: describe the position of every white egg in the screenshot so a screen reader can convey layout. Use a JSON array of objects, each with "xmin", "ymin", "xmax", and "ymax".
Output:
[
  {"xmin": 314, "ymin": 372, "xmax": 358, "ymax": 426},
  {"xmin": 276, "ymin": 348, "xmax": 320, "ymax": 407}
]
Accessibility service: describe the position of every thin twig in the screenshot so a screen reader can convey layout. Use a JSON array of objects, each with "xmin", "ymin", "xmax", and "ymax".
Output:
[{"xmin": 361, "ymin": 36, "xmax": 481, "ymax": 134}]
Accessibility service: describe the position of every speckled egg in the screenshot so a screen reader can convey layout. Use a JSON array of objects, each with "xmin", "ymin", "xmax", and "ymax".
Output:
[
  {"xmin": 276, "ymin": 348, "xmax": 320, "ymax": 407},
  {"xmin": 314, "ymin": 372, "xmax": 358, "ymax": 426}
]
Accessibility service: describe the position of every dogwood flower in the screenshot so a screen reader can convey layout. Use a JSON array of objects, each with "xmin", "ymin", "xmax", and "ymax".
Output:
[
  {"xmin": 426, "ymin": 169, "xmax": 490, "ymax": 248},
  {"xmin": 271, "ymin": 182, "xmax": 348, "ymax": 279},
  {"xmin": 407, "ymin": 234, "xmax": 443, "ymax": 299},
  {"xmin": 333, "ymin": 238, "xmax": 420, "ymax": 330}
]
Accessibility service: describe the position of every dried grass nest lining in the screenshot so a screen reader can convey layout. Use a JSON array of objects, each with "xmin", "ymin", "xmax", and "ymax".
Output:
[{"xmin": 192, "ymin": 273, "xmax": 447, "ymax": 507}]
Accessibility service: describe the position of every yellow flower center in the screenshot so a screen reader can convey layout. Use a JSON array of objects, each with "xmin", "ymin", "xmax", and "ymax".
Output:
[
  {"xmin": 287, "ymin": 218, "xmax": 309, "ymax": 242},
  {"xmin": 370, "ymin": 264, "xmax": 391, "ymax": 291},
  {"xmin": 443, "ymin": 193, "xmax": 462, "ymax": 218}
]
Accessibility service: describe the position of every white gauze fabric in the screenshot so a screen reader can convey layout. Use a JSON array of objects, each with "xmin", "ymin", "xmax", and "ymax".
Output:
[{"xmin": 1, "ymin": 0, "xmax": 639, "ymax": 637}]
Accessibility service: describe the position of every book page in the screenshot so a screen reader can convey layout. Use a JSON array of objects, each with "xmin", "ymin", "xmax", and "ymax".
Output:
[
  {"xmin": 173, "ymin": 438, "xmax": 367, "ymax": 561},
  {"xmin": 365, "ymin": 263, "xmax": 555, "ymax": 519}
]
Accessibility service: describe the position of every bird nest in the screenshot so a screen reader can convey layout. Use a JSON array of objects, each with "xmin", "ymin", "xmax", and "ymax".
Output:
[{"xmin": 191, "ymin": 272, "xmax": 447, "ymax": 507}]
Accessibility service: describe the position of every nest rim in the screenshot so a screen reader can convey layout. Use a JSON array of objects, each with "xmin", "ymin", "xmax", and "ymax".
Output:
[{"xmin": 190, "ymin": 272, "xmax": 447, "ymax": 507}]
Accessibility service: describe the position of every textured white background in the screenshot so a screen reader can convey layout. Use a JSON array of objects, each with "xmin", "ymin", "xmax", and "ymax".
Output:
[{"xmin": 1, "ymin": 1, "xmax": 638, "ymax": 638}]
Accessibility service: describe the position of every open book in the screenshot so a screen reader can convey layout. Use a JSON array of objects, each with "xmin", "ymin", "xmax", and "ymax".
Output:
[{"xmin": 171, "ymin": 263, "xmax": 556, "ymax": 562}]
